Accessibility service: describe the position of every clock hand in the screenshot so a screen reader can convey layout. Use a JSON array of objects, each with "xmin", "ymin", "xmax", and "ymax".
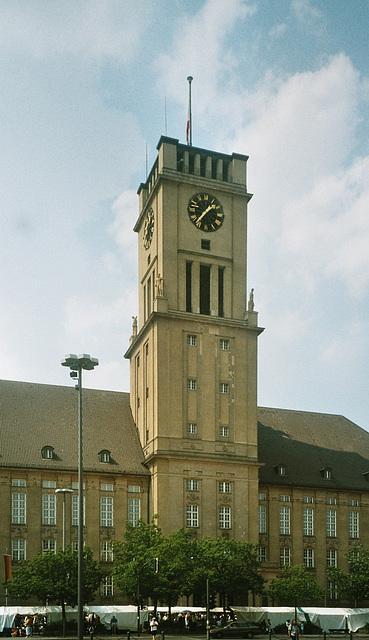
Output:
[{"xmin": 197, "ymin": 204, "xmax": 215, "ymax": 221}]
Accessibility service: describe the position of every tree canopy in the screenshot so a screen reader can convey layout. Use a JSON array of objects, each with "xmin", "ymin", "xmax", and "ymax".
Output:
[
  {"xmin": 113, "ymin": 520, "xmax": 264, "ymax": 611},
  {"xmin": 327, "ymin": 545, "xmax": 369, "ymax": 605},
  {"xmin": 268, "ymin": 564, "xmax": 323, "ymax": 606}
]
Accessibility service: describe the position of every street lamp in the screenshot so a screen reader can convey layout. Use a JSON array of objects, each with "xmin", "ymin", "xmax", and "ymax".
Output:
[
  {"xmin": 55, "ymin": 488, "xmax": 74, "ymax": 550},
  {"xmin": 61, "ymin": 354, "xmax": 99, "ymax": 640}
]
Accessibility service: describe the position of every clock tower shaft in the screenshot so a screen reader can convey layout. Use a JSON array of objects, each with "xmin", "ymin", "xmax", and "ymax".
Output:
[{"xmin": 125, "ymin": 136, "xmax": 263, "ymax": 542}]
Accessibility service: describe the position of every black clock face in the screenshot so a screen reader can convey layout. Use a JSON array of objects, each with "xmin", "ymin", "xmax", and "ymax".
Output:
[
  {"xmin": 143, "ymin": 207, "xmax": 154, "ymax": 248},
  {"xmin": 188, "ymin": 193, "xmax": 224, "ymax": 232}
]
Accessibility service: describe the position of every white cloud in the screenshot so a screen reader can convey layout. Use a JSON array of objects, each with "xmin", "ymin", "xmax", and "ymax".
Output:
[{"xmin": 0, "ymin": 1, "xmax": 152, "ymax": 62}]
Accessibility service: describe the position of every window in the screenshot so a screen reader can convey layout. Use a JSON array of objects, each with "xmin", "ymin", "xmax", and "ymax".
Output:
[
  {"xmin": 187, "ymin": 379, "xmax": 197, "ymax": 390},
  {"xmin": 280, "ymin": 507, "xmax": 290, "ymax": 535},
  {"xmin": 42, "ymin": 494, "xmax": 56, "ymax": 525},
  {"xmin": 280, "ymin": 547, "xmax": 290, "ymax": 567},
  {"xmin": 303, "ymin": 496, "xmax": 314, "ymax": 504},
  {"xmin": 43, "ymin": 539, "xmax": 56, "ymax": 554},
  {"xmin": 218, "ymin": 267, "xmax": 224, "ymax": 317},
  {"xmin": 201, "ymin": 239, "xmax": 210, "ymax": 250},
  {"xmin": 327, "ymin": 497, "xmax": 336, "ymax": 505},
  {"xmin": 186, "ymin": 479, "xmax": 198, "ymax": 491},
  {"xmin": 259, "ymin": 505, "xmax": 267, "ymax": 534},
  {"xmin": 321, "ymin": 467, "xmax": 332, "ymax": 479},
  {"xmin": 259, "ymin": 546, "xmax": 267, "ymax": 563},
  {"xmin": 349, "ymin": 511, "xmax": 359, "ymax": 538},
  {"xmin": 303, "ymin": 548, "xmax": 314, "ymax": 568},
  {"xmin": 43, "ymin": 480, "xmax": 56, "ymax": 488},
  {"xmin": 100, "ymin": 483, "xmax": 113, "ymax": 492},
  {"xmin": 327, "ymin": 549, "xmax": 337, "ymax": 567},
  {"xmin": 200, "ymin": 264, "xmax": 211, "ymax": 315},
  {"xmin": 72, "ymin": 541, "xmax": 78, "ymax": 553},
  {"xmin": 220, "ymin": 382, "xmax": 229, "ymax": 394},
  {"xmin": 186, "ymin": 505, "xmax": 198, "ymax": 528},
  {"xmin": 187, "ymin": 423, "xmax": 197, "ymax": 434},
  {"xmin": 220, "ymin": 339, "xmax": 229, "ymax": 350},
  {"xmin": 276, "ymin": 464, "xmax": 287, "ymax": 476},
  {"xmin": 327, "ymin": 581, "xmax": 338, "ymax": 600},
  {"xmin": 219, "ymin": 506, "xmax": 231, "ymax": 529},
  {"xmin": 128, "ymin": 485, "xmax": 141, "ymax": 493},
  {"xmin": 259, "ymin": 493, "xmax": 267, "ymax": 501},
  {"xmin": 280, "ymin": 495, "xmax": 291, "ymax": 502},
  {"xmin": 72, "ymin": 494, "xmax": 85, "ymax": 526},
  {"xmin": 99, "ymin": 450, "xmax": 111, "ymax": 463},
  {"xmin": 326, "ymin": 510, "xmax": 336, "ymax": 537},
  {"xmin": 349, "ymin": 499, "xmax": 359, "ymax": 506},
  {"xmin": 12, "ymin": 539, "xmax": 26, "ymax": 562},
  {"xmin": 187, "ymin": 334, "xmax": 197, "ymax": 346},
  {"xmin": 12, "ymin": 493, "xmax": 26, "ymax": 524},
  {"xmin": 128, "ymin": 498, "xmax": 140, "ymax": 527},
  {"xmin": 12, "ymin": 479, "xmax": 26, "ymax": 487},
  {"xmin": 41, "ymin": 446, "xmax": 54, "ymax": 459},
  {"xmin": 303, "ymin": 508, "xmax": 314, "ymax": 536},
  {"xmin": 101, "ymin": 496, "xmax": 113, "ymax": 527},
  {"xmin": 219, "ymin": 481, "xmax": 231, "ymax": 493},
  {"xmin": 220, "ymin": 426, "xmax": 229, "ymax": 437},
  {"xmin": 101, "ymin": 575, "xmax": 114, "ymax": 597},
  {"xmin": 186, "ymin": 261, "xmax": 192, "ymax": 312},
  {"xmin": 101, "ymin": 541, "xmax": 113, "ymax": 562}
]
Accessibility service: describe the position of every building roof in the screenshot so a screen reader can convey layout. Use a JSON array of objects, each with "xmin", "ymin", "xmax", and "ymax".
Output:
[
  {"xmin": 0, "ymin": 379, "xmax": 149, "ymax": 476},
  {"xmin": 1, "ymin": 379, "xmax": 369, "ymax": 491},
  {"xmin": 258, "ymin": 406, "xmax": 369, "ymax": 491}
]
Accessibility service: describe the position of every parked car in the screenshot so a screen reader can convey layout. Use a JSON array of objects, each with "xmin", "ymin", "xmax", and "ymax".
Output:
[{"xmin": 210, "ymin": 621, "xmax": 264, "ymax": 638}]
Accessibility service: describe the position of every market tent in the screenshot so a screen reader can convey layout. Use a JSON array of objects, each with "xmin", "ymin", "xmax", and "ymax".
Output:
[
  {"xmin": 0, "ymin": 605, "xmax": 149, "ymax": 633},
  {"xmin": 233, "ymin": 607, "xmax": 369, "ymax": 633}
]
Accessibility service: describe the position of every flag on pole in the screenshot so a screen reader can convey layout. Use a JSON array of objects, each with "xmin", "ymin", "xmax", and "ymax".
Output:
[
  {"xmin": 186, "ymin": 76, "xmax": 193, "ymax": 146},
  {"xmin": 4, "ymin": 554, "xmax": 12, "ymax": 583}
]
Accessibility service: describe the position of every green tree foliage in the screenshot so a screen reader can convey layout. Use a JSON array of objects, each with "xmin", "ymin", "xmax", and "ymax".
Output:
[
  {"xmin": 112, "ymin": 519, "xmax": 162, "ymax": 607},
  {"xmin": 113, "ymin": 521, "xmax": 264, "ymax": 612},
  {"xmin": 327, "ymin": 545, "xmax": 369, "ymax": 605},
  {"xmin": 6, "ymin": 547, "xmax": 103, "ymax": 634},
  {"xmin": 268, "ymin": 564, "xmax": 323, "ymax": 606},
  {"xmin": 194, "ymin": 536, "xmax": 265, "ymax": 609}
]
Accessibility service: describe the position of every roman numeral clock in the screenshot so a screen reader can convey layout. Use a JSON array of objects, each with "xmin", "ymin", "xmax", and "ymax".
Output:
[{"xmin": 188, "ymin": 193, "xmax": 224, "ymax": 232}]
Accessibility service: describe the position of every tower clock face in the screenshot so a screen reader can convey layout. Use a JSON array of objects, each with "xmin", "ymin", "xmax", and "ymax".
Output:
[
  {"xmin": 143, "ymin": 207, "xmax": 154, "ymax": 249},
  {"xmin": 187, "ymin": 193, "xmax": 224, "ymax": 232}
]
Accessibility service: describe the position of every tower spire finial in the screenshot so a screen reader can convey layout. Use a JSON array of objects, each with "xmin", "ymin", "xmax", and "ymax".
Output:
[{"xmin": 186, "ymin": 76, "xmax": 193, "ymax": 146}]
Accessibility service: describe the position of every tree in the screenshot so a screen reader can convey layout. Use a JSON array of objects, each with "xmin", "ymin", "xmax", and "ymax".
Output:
[
  {"xmin": 154, "ymin": 527, "xmax": 196, "ymax": 616},
  {"xmin": 6, "ymin": 547, "xmax": 103, "ymax": 635},
  {"xmin": 327, "ymin": 545, "xmax": 369, "ymax": 605},
  {"xmin": 112, "ymin": 519, "xmax": 162, "ymax": 608},
  {"xmin": 268, "ymin": 564, "xmax": 323, "ymax": 613},
  {"xmin": 194, "ymin": 536, "xmax": 265, "ymax": 611}
]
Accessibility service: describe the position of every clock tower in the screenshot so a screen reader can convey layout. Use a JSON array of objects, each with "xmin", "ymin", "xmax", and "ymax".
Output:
[{"xmin": 125, "ymin": 136, "xmax": 263, "ymax": 542}]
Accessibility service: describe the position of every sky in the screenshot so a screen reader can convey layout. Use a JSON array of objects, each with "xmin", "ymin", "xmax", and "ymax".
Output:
[{"xmin": 1, "ymin": 0, "xmax": 369, "ymax": 431}]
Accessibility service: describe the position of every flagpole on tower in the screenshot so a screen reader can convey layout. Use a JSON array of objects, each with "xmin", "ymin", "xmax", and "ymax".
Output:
[{"xmin": 186, "ymin": 76, "xmax": 193, "ymax": 146}]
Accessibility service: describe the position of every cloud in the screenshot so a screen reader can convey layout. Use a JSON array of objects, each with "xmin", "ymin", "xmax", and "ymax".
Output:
[{"xmin": 0, "ymin": 1, "xmax": 152, "ymax": 63}]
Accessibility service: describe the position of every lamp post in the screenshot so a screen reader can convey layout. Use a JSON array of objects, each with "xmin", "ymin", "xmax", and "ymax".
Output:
[
  {"xmin": 55, "ymin": 488, "xmax": 74, "ymax": 550},
  {"xmin": 61, "ymin": 354, "xmax": 99, "ymax": 640}
]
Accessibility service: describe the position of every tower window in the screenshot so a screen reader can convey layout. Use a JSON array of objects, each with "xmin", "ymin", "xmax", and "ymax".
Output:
[
  {"xmin": 186, "ymin": 261, "xmax": 192, "ymax": 312},
  {"xmin": 200, "ymin": 264, "xmax": 211, "ymax": 315},
  {"xmin": 201, "ymin": 239, "xmax": 210, "ymax": 250},
  {"xmin": 219, "ymin": 382, "xmax": 229, "ymax": 394},
  {"xmin": 220, "ymin": 339, "xmax": 229, "ymax": 350},
  {"xmin": 187, "ymin": 379, "xmax": 197, "ymax": 390},
  {"xmin": 187, "ymin": 422, "xmax": 197, "ymax": 434},
  {"xmin": 187, "ymin": 334, "xmax": 197, "ymax": 346},
  {"xmin": 218, "ymin": 267, "xmax": 224, "ymax": 317},
  {"xmin": 220, "ymin": 426, "xmax": 229, "ymax": 437}
]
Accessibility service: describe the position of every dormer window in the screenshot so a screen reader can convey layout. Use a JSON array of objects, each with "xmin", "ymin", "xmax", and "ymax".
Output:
[
  {"xmin": 321, "ymin": 467, "xmax": 332, "ymax": 480},
  {"xmin": 274, "ymin": 464, "xmax": 287, "ymax": 476},
  {"xmin": 41, "ymin": 446, "xmax": 54, "ymax": 460},
  {"xmin": 99, "ymin": 450, "xmax": 111, "ymax": 463}
]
